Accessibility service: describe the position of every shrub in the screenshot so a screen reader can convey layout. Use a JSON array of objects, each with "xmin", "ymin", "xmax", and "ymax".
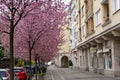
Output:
[{"xmin": 39, "ymin": 72, "xmax": 45, "ymax": 77}]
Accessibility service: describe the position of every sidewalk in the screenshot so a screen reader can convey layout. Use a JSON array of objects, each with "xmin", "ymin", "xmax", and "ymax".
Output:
[
  {"xmin": 44, "ymin": 70, "xmax": 52, "ymax": 80},
  {"xmin": 32, "ymin": 71, "xmax": 51, "ymax": 80},
  {"xmin": 43, "ymin": 65, "xmax": 120, "ymax": 80},
  {"xmin": 67, "ymin": 68, "xmax": 120, "ymax": 80},
  {"xmin": 32, "ymin": 74, "xmax": 44, "ymax": 80}
]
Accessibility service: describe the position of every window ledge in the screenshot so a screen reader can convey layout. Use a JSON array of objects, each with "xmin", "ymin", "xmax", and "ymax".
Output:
[
  {"xmin": 102, "ymin": 19, "xmax": 111, "ymax": 27},
  {"xmin": 96, "ymin": 23, "xmax": 101, "ymax": 27},
  {"xmin": 79, "ymin": 39, "xmax": 82, "ymax": 42},
  {"xmin": 113, "ymin": 9, "xmax": 120, "ymax": 15},
  {"xmin": 85, "ymin": 13, "xmax": 94, "ymax": 22}
]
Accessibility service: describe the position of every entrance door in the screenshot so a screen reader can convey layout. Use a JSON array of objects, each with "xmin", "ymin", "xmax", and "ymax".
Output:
[{"xmin": 61, "ymin": 56, "xmax": 69, "ymax": 68}]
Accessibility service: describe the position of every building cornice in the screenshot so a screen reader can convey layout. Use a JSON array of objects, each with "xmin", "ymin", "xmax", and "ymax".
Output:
[{"xmin": 77, "ymin": 23, "xmax": 120, "ymax": 48}]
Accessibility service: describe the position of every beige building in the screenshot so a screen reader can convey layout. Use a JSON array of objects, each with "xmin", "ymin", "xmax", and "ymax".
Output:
[
  {"xmin": 54, "ymin": 24, "xmax": 70, "ymax": 68},
  {"xmin": 75, "ymin": 0, "xmax": 120, "ymax": 77}
]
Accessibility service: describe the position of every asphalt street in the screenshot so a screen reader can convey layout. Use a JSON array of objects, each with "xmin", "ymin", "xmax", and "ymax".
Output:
[{"xmin": 44, "ymin": 65, "xmax": 120, "ymax": 80}]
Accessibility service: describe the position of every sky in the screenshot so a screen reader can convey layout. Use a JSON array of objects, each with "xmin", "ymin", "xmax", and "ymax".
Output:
[{"xmin": 62, "ymin": 0, "xmax": 71, "ymax": 4}]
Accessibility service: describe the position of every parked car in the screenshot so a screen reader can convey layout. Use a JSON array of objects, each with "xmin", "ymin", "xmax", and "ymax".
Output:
[
  {"xmin": 14, "ymin": 67, "xmax": 27, "ymax": 80},
  {"xmin": 0, "ymin": 69, "xmax": 10, "ymax": 80},
  {"xmin": 23, "ymin": 65, "xmax": 35, "ymax": 76}
]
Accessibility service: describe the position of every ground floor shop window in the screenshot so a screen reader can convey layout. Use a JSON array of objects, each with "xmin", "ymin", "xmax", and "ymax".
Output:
[
  {"xmin": 106, "ymin": 52, "xmax": 112, "ymax": 69},
  {"xmin": 94, "ymin": 54, "xmax": 98, "ymax": 68},
  {"xmin": 91, "ymin": 57, "xmax": 94, "ymax": 68},
  {"xmin": 80, "ymin": 56, "xmax": 82, "ymax": 66},
  {"xmin": 97, "ymin": 57, "xmax": 99, "ymax": 68},
  {"xmin": 102, "ymin": 55, "xmax": 106, "ymax": 69}
]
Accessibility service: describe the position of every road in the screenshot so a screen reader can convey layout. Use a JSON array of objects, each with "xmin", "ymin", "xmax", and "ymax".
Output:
[{"xmin": 44, "ymin": 65, "xmax": 120, "ymax": 80}]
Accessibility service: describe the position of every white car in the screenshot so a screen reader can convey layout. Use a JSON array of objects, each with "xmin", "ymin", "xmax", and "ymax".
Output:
[{"xmin": 0, "ymin": 69, "xmax": 10, "ymax": 80}]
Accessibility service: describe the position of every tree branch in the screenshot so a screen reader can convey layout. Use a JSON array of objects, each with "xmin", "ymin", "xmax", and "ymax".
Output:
[
  {"xmin": 13, "ymin": 11, "xmax": 24, "ymax": 28},
  {"xmin": 30, "ymin": 26, "xmax": 51, "ymax": 50},
  {"xmin": 2, "ymin": 31, "xmax": 10, "ymax": 34}
]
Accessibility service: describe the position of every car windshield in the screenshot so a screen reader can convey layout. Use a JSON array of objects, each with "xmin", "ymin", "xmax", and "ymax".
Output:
[
  {"xmin": 24, "ymin": 66, "xmax": 30, "ymax": 70},
  {"xmin": 14, "ymin": 69, "xmax": 22, "ymax": 73},
  {"xmin": 0, "ymin": 71, "xmax": 6, "ymax": 77}
]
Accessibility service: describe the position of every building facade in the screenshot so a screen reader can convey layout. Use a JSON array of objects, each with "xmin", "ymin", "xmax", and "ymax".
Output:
[
  {"xmin": 75, "ymin": 0, "xmax": 120, "ymax": 77},
  {"xmin": 54, "ymin": 24, "xmax": 70, "ymax": 68},
  {"xmin": 68, "ymin": 0, "xmax": 80, "ymax": 69}
]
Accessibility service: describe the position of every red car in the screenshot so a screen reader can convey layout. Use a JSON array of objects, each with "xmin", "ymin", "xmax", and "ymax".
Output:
[{"xmin": 14, "ymin": 67, "xmax": 27, "ymax": 80}]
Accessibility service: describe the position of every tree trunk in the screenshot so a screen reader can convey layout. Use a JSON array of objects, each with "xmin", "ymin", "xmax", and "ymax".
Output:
[
  {"xmin": 29, "ymin": 49, "xmax": 32, "ymax": 80},
  {"xmin": 35, "ymin": 58, "xmax": 38, "ymax": 80},
  {"xmin": 10, "ymin": 30, "xmax": 14, "ymax": 80}
]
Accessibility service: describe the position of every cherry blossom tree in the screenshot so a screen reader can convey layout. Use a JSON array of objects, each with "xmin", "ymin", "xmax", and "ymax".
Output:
[
  {"xmin": 12, "ymin": 4, "xmax": 66, "ymax": 78},
  {"xmin": 13, "ymin": 21, "xmax": 64, "ymax": 79},
  {"xmin": 0, "ymin": 1, "xmax": 41, "ymax": 79},
  {"xmin": 33, "ymin": 26, "xmax": 64, "ymax": 62},
  {"xmin": 0, "ymin": 0, "xmax": 67, "ymax": 80}
]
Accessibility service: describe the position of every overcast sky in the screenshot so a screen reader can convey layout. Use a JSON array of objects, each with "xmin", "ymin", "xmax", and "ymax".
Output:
[{"xmin": 62, "ymin": 0, "xmax": 71, "ymax": 4}]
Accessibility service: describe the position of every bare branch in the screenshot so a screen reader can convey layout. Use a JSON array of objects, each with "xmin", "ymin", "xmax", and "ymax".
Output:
[
  {"xmin": 13, "ymin": 11, "xmax": 24, "ymax": 28},
  {"xmin": 2, "ymin": 31, "xmax": 10, "ymax": 34}
]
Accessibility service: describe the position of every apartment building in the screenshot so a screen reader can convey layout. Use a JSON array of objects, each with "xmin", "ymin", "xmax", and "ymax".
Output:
[
  {"xmin": 76, "ymin": 0, "xmax": 120, "ymax": 77},
  {"xmin": 68, "ymin": 0, "xmax": 80, "ymax": 69}
]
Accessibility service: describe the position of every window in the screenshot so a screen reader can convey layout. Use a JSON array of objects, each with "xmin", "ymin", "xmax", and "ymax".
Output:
[
  {"xmin": 80, "ymin": 56, "xmax": 82, "ymax": 66},
  {"xmin": 85, "ymin": 0, "xmax": 93, "ymax": 17},
  {"xmin": 113, "ymin": 0, "xmax": 120, "ymax": 12},
  {"xmin": 74, "ymin": 18, "xmax": 76, "ymax": 21},
  {"xmin": 81, "ymin": 25, "xmax": 86, "ymax": 37},
  {"xmin": 74, "ymin": 31, "xmax": 77, "ymax": 40},
  {"xmin": 70, "ymin": 40, "xmax": 72, "ymax": 43},
  {"xmin": 79, "ymin": 28, "xmax": 82, "ymax": 41},
  {"xmin": 107, "ymin": 52, "xmax": 112, "ymax": 69},
  {"xmin": 70, "ymin": 29, "xmax": 72, "ymax": 35},
  {"xmin": 81, "ymin": 6, "xmax": 84, "ymax": 17},
  {"xmin": 103, "ymin": 55, "xmax": 106, "ymax": 69},
  {"xmin": 91, "ymin": 57, "xmax": 94, "ymax": 68},
  {"xmin": 102, "ymin": 0, "xmax": 110, "ymax": 23},
  {"xmin": 96, "ymin": 9, "xmax": 101, "ymax": 26}
]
